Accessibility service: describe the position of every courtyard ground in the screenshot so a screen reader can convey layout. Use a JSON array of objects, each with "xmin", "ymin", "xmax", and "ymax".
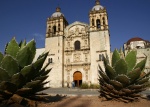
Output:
[
  {"xmin": 37, "ymin": 95, "xmax": 150, "ymax": 107},
  {"xmin": 37, "ymin": 88, "xmax": 150, "ymax": 107}
]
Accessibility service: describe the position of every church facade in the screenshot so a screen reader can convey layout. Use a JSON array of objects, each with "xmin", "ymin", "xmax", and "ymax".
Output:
[
  {"xmin": 35, "ymin": 0, "xmax": 111, "ymax": 87},
  {"xmin": 35, "ymin": 0, "xmax": 150, "ymax": 88}
]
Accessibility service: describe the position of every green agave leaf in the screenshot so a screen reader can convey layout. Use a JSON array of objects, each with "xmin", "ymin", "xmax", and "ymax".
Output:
[
  {"xmin": 114, "ymin": 59, "xmax": 127, "ymax": 75},
  {"xmin": 121, "ymin": 88, "xmax": 132, "ymax": 94},
  {"xmin": 103, "ymin": 54, "xmax": 110, "ymax": 67},
  {"xmin": 23, "ymin": 80, "xmax": 41, "ymax": 88},
  {"xmin": 112, "ymin": 49, "xmax": 120, "ymax": 67},
  {"xmin": 115, "ymin": 74, "xmax": 130, "ymax": 87},
  {"xmin": 134, "ymin": 58, "xmax": 147, "ymax": 72},
  {"xmin": 136, "ymin": 77, "xmax": 149, "ymax": 85},
  {"xmin": 128, "ymin": 85, "xmax": 142, "ymax": 90},
  {"xmin": 0, "ymin": 52, "xmax": 3, "ymax": 63},
  {"xmin": 0, "ymin": 81, "xmax": 17, "ymax": 93},
  {"xmin": 33, "ymin": 56, "xmax": 46, "ymax": 71},
  {"xmin": 1, "ymin": 55, "xmax": 19, "ymax": 77},
  {"xmin": 105, "ymin": 65, "xmax": 116, "ymax": 79},
  {"xmin": 99, "ymin": 70, "xmax": 110, "ymax": 83},
  {"xmin": 37, "ymin": 51, "xmax": 49, "ymax": 61},
  {"xmin": 16, "ymin": 46, "xmax": 32, "ymax": 68},
  {"xmin": 5, "ymin": 37, "xmax": 20, "ymax": 58},
  {"xmin": 110, "ymin": 80, "xmax": 123, "ymax": 91},
  {"xmin": 32, "ymin": 87, "xmax": 49, "ymax": 93},
  {"xmin": 127, "ymin": 68, "xmax": 141, "ymax": 83},
  {"xmin": 11, "ymin": 73, "xmax": 26, "ymax": 88},
  {"xmin": 41, "ymin": 68, "xmax": 52, "ymax": 76},
  {"xmin": 0, "ymin": 67, "xmax": 10, "ymax": 81},
  {"xmin": 19, "ymin": 39, "xmax": 26, "ymax": 49},
  {"xmin": 16, "ymin": 88, "xmax": 32, "ymax": 95},
  {"xmin": 125, "ymin": 50, "xmax": 136, "ymax": 72},
  {"xmin": 25, "ymin": 39, "xmax": 36, "ymax": 63},
  {"xmin": 34, "ymin": 76, "xmax": 48, "ymax": 82},
  {"xmin": 20, "ymin": 65, "xmax": 37, "ymax": 82}
]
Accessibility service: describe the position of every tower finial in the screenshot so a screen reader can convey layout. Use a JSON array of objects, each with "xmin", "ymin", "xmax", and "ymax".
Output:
[
  {"xmin": 56, "ymin": 6, "xmax": 61, "ymax": 12},
  {"xmin": 95, "ymin": 0, "xmax": 100, "ymax": 5}
]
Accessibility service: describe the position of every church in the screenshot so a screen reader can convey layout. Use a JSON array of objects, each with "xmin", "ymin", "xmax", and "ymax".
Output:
[{"xmin": 35, "ymin": 0, "xmax": 111, "ymax": 87}]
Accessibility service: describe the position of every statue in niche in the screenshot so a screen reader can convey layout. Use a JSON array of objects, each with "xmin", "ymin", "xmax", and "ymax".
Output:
[
  {"xmin": 75, "ymin": 27, "xmax": 79, "ymax": 36},
  {"xmin": 67, "ymin": 42, "xmax": 70, "ymax": 47},
  {"xmin": 74, "ymin": 54, "xmax": 81, "ymax": 62},
  {"xmin": 81, "ymin": 28, "xmax": 86, "ymax": 35},
  {"xmin": 84, "ymin": 40, "xmax": 87, "ymax": 45},
  {"xmin": 69, "ymin": 30, "xmax": 74, "ymax": 36}
]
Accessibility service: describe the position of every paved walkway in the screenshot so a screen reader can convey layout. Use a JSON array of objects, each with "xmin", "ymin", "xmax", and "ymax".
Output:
[
  {"xmin": 42, "ymin": 88, "xmax": 99, "ymax": 96},
  {"xmin": 42, "ymin": 88, "xmax": 150, "ymax": 97}
]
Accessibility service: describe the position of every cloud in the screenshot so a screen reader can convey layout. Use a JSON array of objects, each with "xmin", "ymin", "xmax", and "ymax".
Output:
[{"xmin": 32, "ymin": 33, "xmax": 45, "ymax": 41}]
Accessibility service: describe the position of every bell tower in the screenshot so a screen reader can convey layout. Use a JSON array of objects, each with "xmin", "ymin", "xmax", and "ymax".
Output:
[
  {"xmin": 89, "ymin": 0, "xmax": 111, "ymax": 84},
  {"xmin": 45, "ymin": 7, "xmax": 68, "ymax": 87},
  {"xmin": 46, "ymin": 7, "xmax": 68, "ymax": 37},
  {"xmin": 89, "ymin": 0, "xmax": 108, "ymax": 31}
]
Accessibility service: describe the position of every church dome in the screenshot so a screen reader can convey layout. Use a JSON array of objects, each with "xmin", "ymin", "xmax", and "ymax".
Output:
[
  {"xmin": 127, "ymin": 37, "xmax": 144, "ymax": 45},
  {"xmin": 92, "ymin": 0, "xmax": 104, "ymax": 11},
  {"xmin": 51, "ymin": 7, "xmax": 64, "ymax": 18}
]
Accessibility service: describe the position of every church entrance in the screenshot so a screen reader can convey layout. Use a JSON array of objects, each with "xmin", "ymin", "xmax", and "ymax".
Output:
[{"xmin": 73, "ymin": 71, "xmax": 82, "ymax": 87}]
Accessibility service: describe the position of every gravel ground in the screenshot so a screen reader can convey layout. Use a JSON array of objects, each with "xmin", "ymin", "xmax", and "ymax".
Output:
[{"xmin": 37, "ymin": 95, "xmax": 150, "ymax": 107}]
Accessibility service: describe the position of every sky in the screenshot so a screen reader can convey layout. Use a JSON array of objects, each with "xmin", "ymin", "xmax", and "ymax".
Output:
[{"xmin": 0, "ymin": 0, "xmax": 150, "ymax": 52}]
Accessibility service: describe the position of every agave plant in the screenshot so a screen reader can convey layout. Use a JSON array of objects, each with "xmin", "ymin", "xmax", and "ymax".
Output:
[
  {"xmin": 0, "ymin": 38, "xmax": 51, "ymax": 106},
  {"xmin": 99, "ymin": 49, "xmax": 150, "ymax": 103}
]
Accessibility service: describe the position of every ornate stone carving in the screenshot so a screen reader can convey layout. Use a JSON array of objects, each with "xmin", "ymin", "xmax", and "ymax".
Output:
[
  {"xmin": 74, "ymin": 53, "xmax": 81, "ymax": 62},
  {"xmin": 75, "ymin": 26, "xmax": 79, "ymax": 36}
]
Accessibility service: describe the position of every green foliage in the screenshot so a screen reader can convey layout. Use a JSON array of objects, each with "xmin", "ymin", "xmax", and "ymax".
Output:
[
  {"xmin": 80, "ymin": 83, "xmax": 89, "ymax": 89},
  {"xmin": 112, "ymin": 49, "xmax": 120, "ymax": 67},
  {"xmin": 99, "ymin": 49, "xmax": 150, "ymax": 103},
  {"xmin": 80, "ymin": 83, "xmax": 100, "ymax": 89},
  {"xmin": 0, "ymin": 38, "xmax": 51, "ymax": 106},
  {"xmin": 125, "ymin": 51, "xmax": 136, "ymax": 72}
]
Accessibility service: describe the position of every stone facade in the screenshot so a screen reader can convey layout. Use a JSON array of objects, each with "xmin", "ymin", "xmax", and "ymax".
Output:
[{"xmin": 35, "ymin": 0, "xmax": 111, "ymax": 87}]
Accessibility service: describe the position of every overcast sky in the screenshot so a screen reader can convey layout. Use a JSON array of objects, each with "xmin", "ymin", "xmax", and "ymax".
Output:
[{"xmin": 0, "ymin": 0, "xmax": 150, "ymax": 52}]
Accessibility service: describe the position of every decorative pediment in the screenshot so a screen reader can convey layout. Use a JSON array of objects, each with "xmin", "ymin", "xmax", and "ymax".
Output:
[{"xmin": 64, "ymin": 21, "xmax": 89, "ymax": 38}]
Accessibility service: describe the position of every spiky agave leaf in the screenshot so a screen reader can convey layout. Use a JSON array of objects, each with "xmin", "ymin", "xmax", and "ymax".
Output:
[
  {"xmin": 105, "ymin": 64, "xmax": 116, "ymax": 79},
  {"xmin": 0, "ymin": 52, "xmax": 3, "ymax": 63},
  {"xmin": 19, "ymin": 39, "xmax": 26, "ymax": 49},
  {"xmin": 1, "ymin": 55, "xmax": 19, "ymax": 77},
  {"xmin": 134, "ymin": 58, "xmax": 147, "ymax": 72},
  {"xmin": 0, "ymin": 67, "xmax": 10, "ymax": 82},
  {"xmin": 0, "ymin": 38, "xmax": 51, "ymax": 106},
  {"xmin": 99, "ymin": 50, "xmax": 150, "ymax": 102},
  {"xmin": 5, "ymin": 37, "xmax": 20, "ymax": 58},
  {"xmin": 114, "ymin": 59, "xmax": 127, "ymax": 75},
  {"xmin": 115, "ymin": 74, "xmax": 130, "ymax": 87},
  {"xmin": 112, "ymin": 49, "xmax": 120, "ymax": 67},
  {"xmin": 125, "ymin": 50, "xmax": 136, "ymax": 72}
]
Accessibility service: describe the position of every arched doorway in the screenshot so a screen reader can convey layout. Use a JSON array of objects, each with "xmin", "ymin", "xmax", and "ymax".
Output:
[{"xmin": 73, "ymin": 71, "xmax": 82, "ymax": 87}]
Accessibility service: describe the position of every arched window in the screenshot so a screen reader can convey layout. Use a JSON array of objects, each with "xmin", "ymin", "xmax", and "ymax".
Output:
[
  {"xmin": 74, "ymin": 41, "xmax": 80, "ymax": 50},
  {"xmin": 48, "ymin": 58, "xmax": 53, "ymax": 63},
  {"xmin": 96, "ymin": 19, "xmax": 101, "ymax": 28},
  {"xmin": 102, "ymin": 17, "xmax": 105, "ymax": 25},
  {"xmin": 58, "ymin": 24, "xmax": 60, "ymax": 31},
  {"xmin": 53, "ymin": 26, "xmax": 56, "ymax": 34},
  {"xmin": 92, "ymin": 19, "xmax": 94, "ymax": 26}
]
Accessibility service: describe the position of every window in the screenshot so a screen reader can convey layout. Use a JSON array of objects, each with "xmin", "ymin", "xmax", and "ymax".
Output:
[
  {"xmin": 92, "ymin": 19, "xmax": 94, "ymax": 26},
  {"xmin": 99, "ymin": 54, "xmax": 104, "ymax": 61},
  {"xmin": 96, "ymin": 19, "xmax": 101, "ymax": 28},
  {"xmin": 103, "ymin": 17, "xmax": 105, "ymax": 25},
  {"xmin": 74, "ymin": 41, "xmax": 80, "ymax": 50},
  {"xmin": 48, "ymin": 58, "xmax": 53, "ymax": 63},
  {"xmin": 58, "ymin": 24, "xmax": 60, "ymax": 31},
  {"xmin": 53, "ymin": 26, "xmax": 56, "ymax": 34}
]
